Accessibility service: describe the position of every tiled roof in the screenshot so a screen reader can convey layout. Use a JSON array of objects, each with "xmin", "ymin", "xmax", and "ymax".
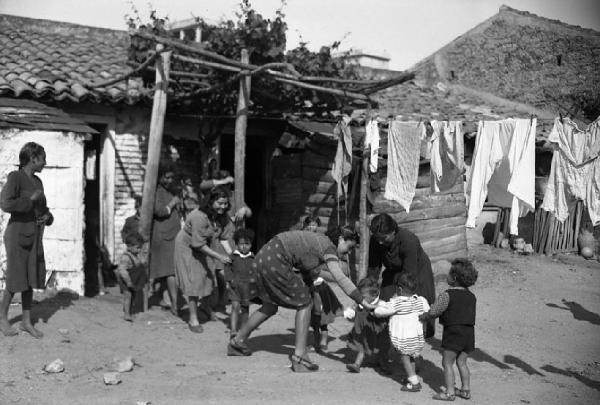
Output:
[
  {"xmin": 0, "ymin": 14, "xmax": 148, "ymax": 105},
  {"xmin": 410, "ymin": 5, "xmax": 600, "ymax": 122},
  {"xmin": 0, "ymin": 97, "xmax": 97, "ymax": 133}
]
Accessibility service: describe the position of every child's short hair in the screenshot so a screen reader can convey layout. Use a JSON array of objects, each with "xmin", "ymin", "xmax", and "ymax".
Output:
[
  {"xmin": 449, "ymin": 258, "xmax": 478, "ymax": 287},
  {"xmin": 233, "ymin": 228, "xmax": 255, "ymax": 244},
  {"xmin": 302, "ymin": 215, "xmax": 321, "ymax": 229},
  {"xmin": 393, "ymin": 272, "xmax": 417, "ymax": 294},
  {"xmin": 357, "ymin": 277, "xmax": 379, "ymax": 297},
  {"xmin": 124, "ymin": 231, "xmax": 144, "ymax": 248}
]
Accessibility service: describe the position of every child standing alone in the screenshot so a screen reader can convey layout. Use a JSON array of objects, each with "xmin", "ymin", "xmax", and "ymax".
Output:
[
  {"xmin": 422, "ymin": 258, "xmax": 478, "ymax": 401},
  {"xmin": 374, "ymin": 273, "xmax": 430, "ymax": 392},
  {"xmin": 115, "ymin": 232, "xmax": 149, "ymax": 322},
  {"xmin": 225, "ymin": 228, "xmax": 259, "ymax": 339}
]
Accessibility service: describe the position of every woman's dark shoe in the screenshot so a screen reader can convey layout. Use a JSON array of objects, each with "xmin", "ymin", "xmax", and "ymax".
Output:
[
  {"xmin": 228, "ymin": 337, "xmax": 252, "ymax": 356},
  {"xmin": 346, "ymin": 363, "xmax": 360, "ymax": 373},
  {"xmin": 289, "ymin": 354, "xmax": 319, "ymax": 372}
]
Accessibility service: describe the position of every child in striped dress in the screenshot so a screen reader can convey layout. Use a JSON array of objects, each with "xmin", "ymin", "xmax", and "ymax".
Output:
[{"xmin": 375, "ymin": 272, "xmax": 429, "ymax": 392}]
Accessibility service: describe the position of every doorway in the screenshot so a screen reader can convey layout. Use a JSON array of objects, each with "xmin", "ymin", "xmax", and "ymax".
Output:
[{"xmin": 220, "ymin": 134, "xmax": 273, "ymax": 249}]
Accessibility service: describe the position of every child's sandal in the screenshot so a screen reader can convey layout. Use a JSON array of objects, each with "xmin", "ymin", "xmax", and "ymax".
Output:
[
  {"xmin": 227, "ymin": 337, "xmax": 252, "ymax": 356},
  {"xmin": 346, "ymin": 363, "xmax": 360, "ymax": 373},
  {"xmin": 289, "ymin": 354, "xmax": 319, "ymax": 372},
  {"xmin": 432, "ymin": 392, "xmax": 456, "ymax": 401},
  {"xmin": 455, "ymin": 388, "xmax": 471, "ymax": 400},
  {"xmin": 401, "ymin": 382, "xmax": 422, "ymax": 392}
]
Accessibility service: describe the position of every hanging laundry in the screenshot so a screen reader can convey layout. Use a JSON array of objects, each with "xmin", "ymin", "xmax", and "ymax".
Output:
[
  {"xmin": 365, "ymin": 119, "xmax": 380, "ymax": 173},
  {"xmin": 331, "ymin": 116, "xmax": 353, "ymax": 198},
  {"xmin": 466, "ymin": 118, "xmax": 536, "ymax": 235},
  {"xmin": 384, "ymin": 121, "xmax": 424, "ymax": 212},
  {"xmin": 429, "ymin": 120, "xmax": 464, "ymax": 192},
  {"xmin": 541, "ymin": 118, "xmax": 600, "ymax": 225}
]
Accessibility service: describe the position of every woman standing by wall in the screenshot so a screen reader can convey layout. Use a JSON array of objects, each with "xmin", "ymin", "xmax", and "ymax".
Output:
[
  {"xmin": 0, "ymin": 142, "xmax": 53, "ymax": 338},
  {"xmin": 149, "ymin": 164, "xmax": 180, "ymax": 315}
]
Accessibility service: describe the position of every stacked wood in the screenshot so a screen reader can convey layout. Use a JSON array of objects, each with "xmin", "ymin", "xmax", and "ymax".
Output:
[{"xmin": 532, "ymin": 202, "xmax": 582, "ymax": 255}]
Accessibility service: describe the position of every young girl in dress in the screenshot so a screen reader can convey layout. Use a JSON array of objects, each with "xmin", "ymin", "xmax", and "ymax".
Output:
[
  {"xmin": 374, "ymin": 273, "xmax": 430, "ymax": 392},
  {"xmin": 421, "ymin": 258, "xmax": 478, "ymax": 401},
  {"xmin": 225, "ymin": 228, "xmax": 259, "ymax": 339},
  {"xmin": 345, "ymin": 277, "xmax": 388, "ymax": 373}
]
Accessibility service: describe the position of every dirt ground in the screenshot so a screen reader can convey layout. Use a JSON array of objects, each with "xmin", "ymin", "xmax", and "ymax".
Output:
[{"xmin": 1, "ymin": 244, "xmax": 599, "ymax": 405}]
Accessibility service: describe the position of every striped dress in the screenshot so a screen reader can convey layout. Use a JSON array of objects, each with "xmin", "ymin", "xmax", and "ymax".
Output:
[{"xmin": 376, "ymin": 295, "xmax": 430, "ymax": 357}]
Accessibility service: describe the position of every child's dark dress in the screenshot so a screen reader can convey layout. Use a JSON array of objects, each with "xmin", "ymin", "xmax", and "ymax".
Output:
[
  {"xmin": 347, "ymin": 306, "xmax": 388, "ymax": 356},
  {"xmin": 225, "ymin": 251, "xmax": 259, "ymax": 306},
  {"xmin": 116, "ymin": 251, "xmax": 148, "ymax": 314}
]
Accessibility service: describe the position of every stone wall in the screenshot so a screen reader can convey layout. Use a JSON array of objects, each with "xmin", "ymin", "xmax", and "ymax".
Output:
[{"xmin": 416, "ymin": 7, "xmax": 600, "ymax": 121}]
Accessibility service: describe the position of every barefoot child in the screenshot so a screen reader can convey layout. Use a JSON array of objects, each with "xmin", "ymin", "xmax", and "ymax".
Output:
[
  {"xmin": 374, "ymin": 273, "xmax": 430, "ymax": 392},
  {"xmin": 225, "ymin": 228, "xmax": 259, "ymax": 338},
  {"xmin": 115, "ymin": 232, "xmax": 148, "ymax": 322},
  {"xmin": 421, "ymin": 258, "xmax": 478, "ymax": 401},
  {"xmin": 345, "ymin": 277, "xmax": 388, "ymax": 373}
]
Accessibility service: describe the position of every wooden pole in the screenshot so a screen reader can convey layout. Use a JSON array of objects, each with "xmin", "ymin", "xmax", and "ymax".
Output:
[
  {"xmin": 358, "ymin": 115, "xmax": 373, "ymax": 282},
  {"xmin": 139, "ymin": 45, "xmax": 171, "ymax": 240},
  {"xmin": 139, "ymin": 45, "xmax": 170, "ymax": 311},
  {"xmin": 234, "ymin": 49, "xmax": 250, "ymax": 219}
]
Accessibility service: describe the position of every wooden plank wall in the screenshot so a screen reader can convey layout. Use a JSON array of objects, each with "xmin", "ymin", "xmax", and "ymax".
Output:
[
  {"xmin": 369, "ymin": 161, "xmax": 468, "ymax": 263},
  {"xmin": 270, "ymin": 131, "xmax": 469, "ymax": 264}
]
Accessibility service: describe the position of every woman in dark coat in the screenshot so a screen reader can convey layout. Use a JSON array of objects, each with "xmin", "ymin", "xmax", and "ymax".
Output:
[
  {"xmin": 228, "ymin": 226, "xmax": 377, "ymax": 373},
  {"xmin": 0, "ymin": 142, "xmax": 53, "ymax": 338},
  {"xmin": 149, "ymin": 164, "xmax": 181, "ymax": 315},
  {"xmin": 368, "ymin": 213, "xmax": 436, "ymax": 338}
]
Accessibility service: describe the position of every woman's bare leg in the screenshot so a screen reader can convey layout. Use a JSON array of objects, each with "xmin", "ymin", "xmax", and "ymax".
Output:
[
  {"xmin": 0, "ymin": 290, "xmax": 17, "ymax": 336},
  {"xmin": 188, "ymin": 296, "xmax": 200, "ymax": 326},
  {"xmin": 294, "ymin": 303, "xmax": 313, "ymax": 358},
  {"xmin": 166, "ymin": 275, "xmax": 178, "ymax": 315},
  {"xmin": 20, "ymin": 289, "xmax": 43, "ymax": 338},
  {"xmin": 236, "ymin": 302, "xmax": 277, "ymax": 342}
]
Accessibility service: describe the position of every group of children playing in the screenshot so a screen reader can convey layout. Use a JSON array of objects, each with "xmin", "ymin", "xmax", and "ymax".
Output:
[{"xmin": 115, "ymin": 213, "xmax": 478, "ymax": 401}]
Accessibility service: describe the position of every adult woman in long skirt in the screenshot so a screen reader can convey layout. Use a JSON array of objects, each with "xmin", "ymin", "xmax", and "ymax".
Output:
[
  {"xmin": 228, "ymin": 226, "xmax": 377, "ymax": 372},
  {"xmin": 0, "ymin": 142, "xmax": 54, "ymax": 338}
]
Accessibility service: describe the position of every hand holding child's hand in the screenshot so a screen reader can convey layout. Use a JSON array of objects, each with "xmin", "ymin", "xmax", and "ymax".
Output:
[
  {"xmin": 360, "ymin": 299, "xmax": 377, "ymax": 311},
  {"xmin": 220, "ymin": 254, "xmax": 232, "ymax": 265},
  {"xmin": 343, "ymin": 307, "xmax": 355, "ymax": 321}
]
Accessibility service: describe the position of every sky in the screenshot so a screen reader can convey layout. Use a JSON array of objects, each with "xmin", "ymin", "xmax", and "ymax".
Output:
[{"xmin": 1, "ymin": 0, "xmax": 599, "ymax": 70}]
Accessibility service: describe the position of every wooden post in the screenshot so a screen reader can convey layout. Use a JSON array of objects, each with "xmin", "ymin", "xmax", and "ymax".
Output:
[
  {"xmin": 358, "ymin": 116, "xmax": 371, "ymax": 282},
  {"xmin": 139, "ymin": 45, "xmax": 170, "ymax": 311},
  {"xmin": 234, "ymin": 49, "xmax": 250, "ymax": 216}
]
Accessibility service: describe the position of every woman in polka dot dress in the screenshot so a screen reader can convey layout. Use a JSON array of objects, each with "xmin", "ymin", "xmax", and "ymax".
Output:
[{"xmin": 228, "ymin": 226, "xmax": 377, "ymax": 372}]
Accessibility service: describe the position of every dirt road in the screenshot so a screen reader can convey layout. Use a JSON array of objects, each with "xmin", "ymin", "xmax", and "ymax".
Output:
[{"xmin": 1, "ymin": 245, "xmax": 599, "ymax": 405}]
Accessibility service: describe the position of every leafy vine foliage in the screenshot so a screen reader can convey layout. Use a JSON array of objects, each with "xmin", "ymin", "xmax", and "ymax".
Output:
[{"xmin": 127, "ymin": 1, "xmax": 359, "ymax": 115}]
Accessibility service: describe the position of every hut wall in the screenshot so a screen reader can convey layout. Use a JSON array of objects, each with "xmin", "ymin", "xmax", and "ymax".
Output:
[
  {"xmin": 369, "ymin": 161, "xmax": 468, "ymax": 263},
  {"xmin": 0, "ymin": 129, "xmax": 85, "ymax": 294}
]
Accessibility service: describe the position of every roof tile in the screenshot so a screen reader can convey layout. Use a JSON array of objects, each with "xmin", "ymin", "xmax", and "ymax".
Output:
[{"xmin": 0, "ymin": 14, "xmax": 146, "ymax": 104}]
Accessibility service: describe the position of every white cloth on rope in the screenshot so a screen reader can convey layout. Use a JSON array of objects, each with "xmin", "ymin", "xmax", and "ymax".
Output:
[
  {"xmin": 429, "ymin": 120, "xmax": 464, "ymax": 192},
  {"xmin": 365, "ymin": 120, "xmax": 380, "ymax": 173},
  {"xmin": 466, "ymin": 118, "xmax": 536, "ymax": 235},
  {"xmin": 384, "ymin": 121, "xmax": 424, "ymax": 212},
  {"xmin": 541, "ymin": 118, "xmax": 600, "ymax": 225}
]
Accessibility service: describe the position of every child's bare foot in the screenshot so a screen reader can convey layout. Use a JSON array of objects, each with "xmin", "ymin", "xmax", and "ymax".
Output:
[
  {"xmin": 0, "ymin": 319, "xmax": 18, "ymax": 336},
  {"xmin": 19, "ymin": 322, "xmax": 43, "ymax": 338}
]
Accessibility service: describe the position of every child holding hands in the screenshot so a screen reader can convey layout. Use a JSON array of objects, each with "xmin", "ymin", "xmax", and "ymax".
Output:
[
  {"xmin": 345, "ymin": 277, "xmax": 389, "ymax": 373},
  {"xmin": 421, "ymin": 258, "xmax": 478, "ymax": 401},
  {"xmin": 115, "ymin": 232, "xmax": 149, "ymax": 322},
  {"xmin": 225, "ymin": 228, "xmax": 259, "ymax": 339},
  {"xmin": 374, "ymin": 273, "xmax": 430, "ymax": 392}
]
